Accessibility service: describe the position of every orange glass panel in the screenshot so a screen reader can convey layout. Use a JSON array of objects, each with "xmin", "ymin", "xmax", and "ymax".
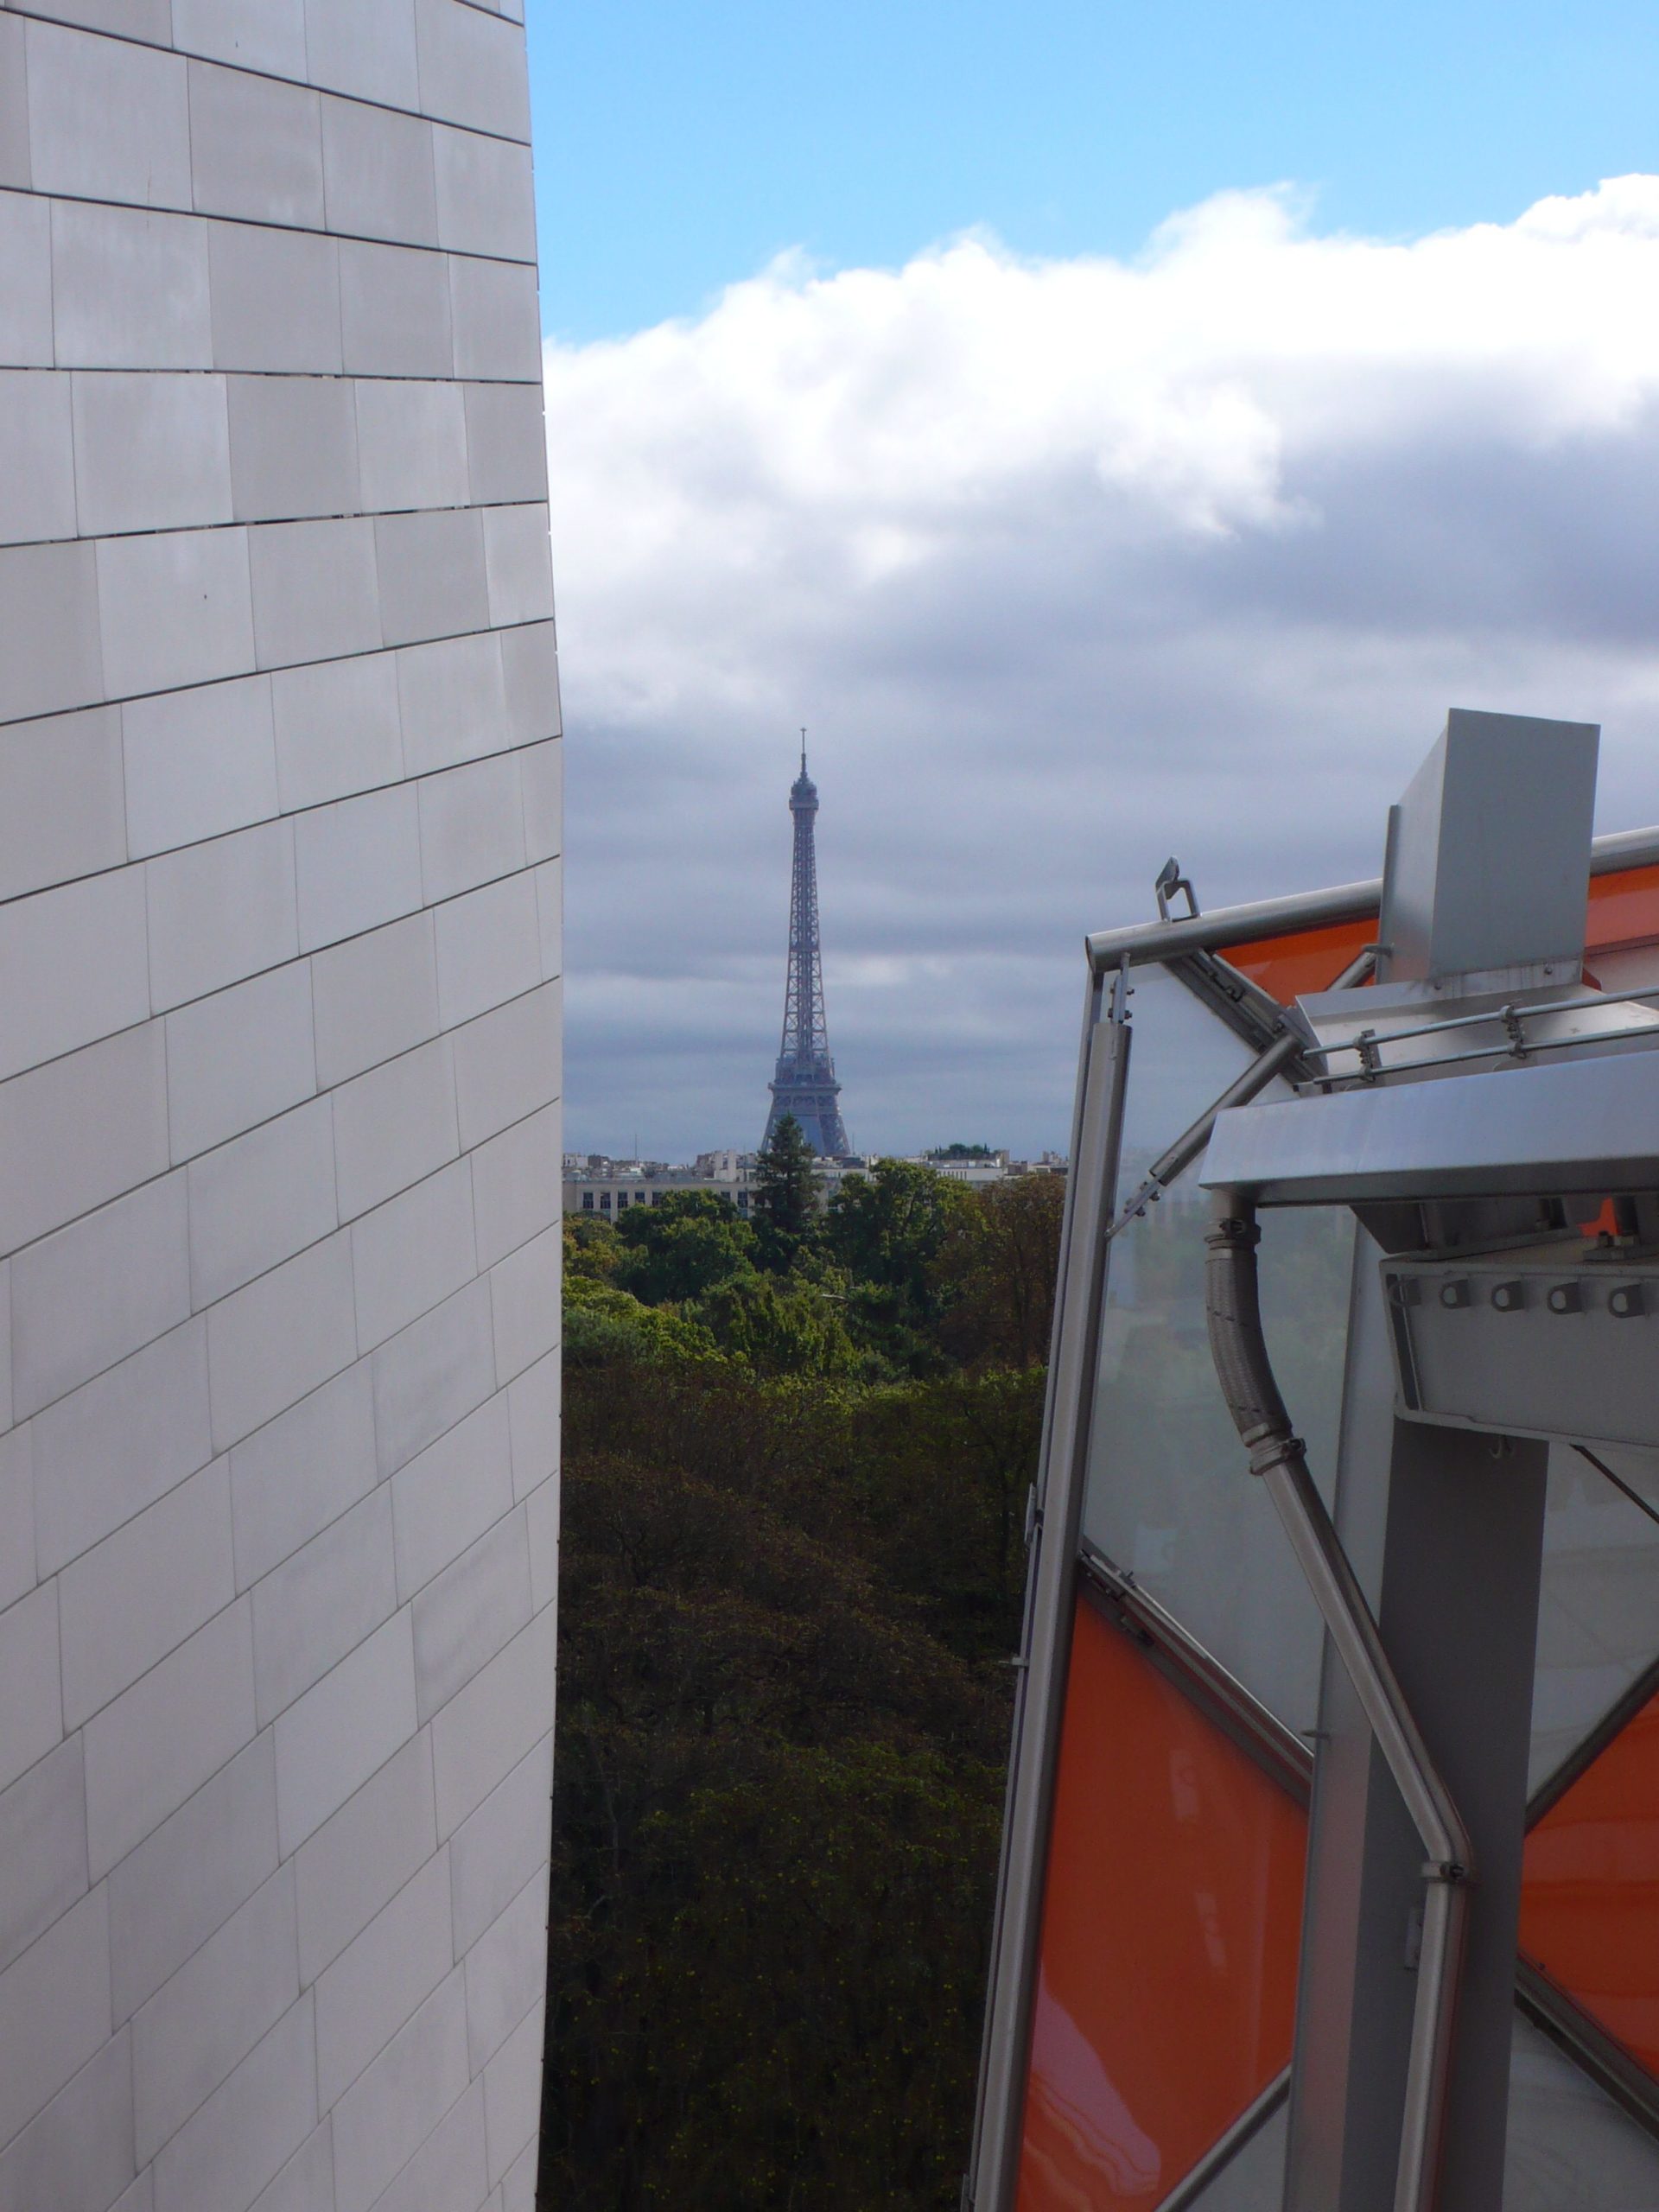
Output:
[
  {"xmin": 1017, "ymin": 1599, "xmax": 1306, "ymax": 2209},
  {"xmin": 1225, "ymin": 917, "xmax": 1377, "ymax": 1009},
  {"xmin": 1521, "ymin": 1688, "xmax": 1659, "ymax": 2082},
  {"xmin": 1586, "ymin": 863, "xmax": 1659, "ymax": 957}
]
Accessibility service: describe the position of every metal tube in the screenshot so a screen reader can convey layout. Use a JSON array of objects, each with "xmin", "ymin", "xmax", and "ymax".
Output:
[
  {"xmin": 1085, "ymin": 822, "xmax": 1659, "ymax": 973},
  {"xmin": 1205, "ymin": 1188, "xmax": 1474, "ymax": 2212}
]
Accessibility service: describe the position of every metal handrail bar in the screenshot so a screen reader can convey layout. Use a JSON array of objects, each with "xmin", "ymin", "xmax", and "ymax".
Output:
[
  {"xmin": 1308, "ymin": 1014, "xmax": 1659, "ymax": 1086},
  {"xmin": 1303, "ymin": 980, "xmax": 1659, "ymax": 1059},
  {"xmin": 1085, "ymin": 823, "xmax": 1659, "ymax": 974}
]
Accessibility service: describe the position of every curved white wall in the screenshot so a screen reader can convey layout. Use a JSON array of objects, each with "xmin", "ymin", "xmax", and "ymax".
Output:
[{"xmin": 0, "ymin": 3, "xmax": 560, "ymax": 2207}]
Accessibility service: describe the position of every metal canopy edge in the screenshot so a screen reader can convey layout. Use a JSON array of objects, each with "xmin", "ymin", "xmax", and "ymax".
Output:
[{"xmin": 1085, "ymin": 824, "xmax": 1659, "ymax": 975}]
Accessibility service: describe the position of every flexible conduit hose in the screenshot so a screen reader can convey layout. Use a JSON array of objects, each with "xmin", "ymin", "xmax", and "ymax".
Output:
[{"xmin": 1204, "ymin": 1189, "xmax": 1474, "ymax": 2212}]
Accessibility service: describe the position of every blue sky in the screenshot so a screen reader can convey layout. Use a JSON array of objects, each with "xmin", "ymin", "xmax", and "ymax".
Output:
[
  {"xmin": 529, "ymin": 0, "xmax": 1659, "ymax": 344},
  {"xmin": 529, "ymin": 4, "xmax": 1659, "ymax": 1160}
]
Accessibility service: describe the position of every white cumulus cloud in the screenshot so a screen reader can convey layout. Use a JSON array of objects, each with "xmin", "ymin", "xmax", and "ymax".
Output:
[{"xmin": 544, "ymin": 178, "xmax": 1659, "ymax": 1159}]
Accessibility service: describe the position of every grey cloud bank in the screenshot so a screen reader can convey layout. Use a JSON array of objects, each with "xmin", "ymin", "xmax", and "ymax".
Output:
[{"xmin": 544, "ymin": 178, "xmax": 1659, "ymax": 1160}]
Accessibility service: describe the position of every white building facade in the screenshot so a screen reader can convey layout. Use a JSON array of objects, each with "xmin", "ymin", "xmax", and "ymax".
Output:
[{"xmin": 0, "ymin": 5, "xmax": 560, "ymax": 2209}]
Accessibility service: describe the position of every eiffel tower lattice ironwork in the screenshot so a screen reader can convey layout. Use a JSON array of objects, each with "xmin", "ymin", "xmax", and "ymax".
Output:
[{"xmin": 763, "ymin": 735, "xmax": 851, "ymax": 1157}]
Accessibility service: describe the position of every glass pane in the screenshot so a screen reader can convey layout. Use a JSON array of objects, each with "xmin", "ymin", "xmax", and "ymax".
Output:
[
  {"xmin": 1532, "ymin": 1444, "xmax": 1659, "ymax": 1797},
  {"xmin": 1182, "ymin": 2099, "xmax": 1287, "ymax": 2212},
  {"xmin": 1017, "ymin": 1596, "xmax": 1306, "ymax": 2210},
  {"xmin": 1522, "ymin": 1682, "xmax": 1659, "ymax": 2080},
  {"xmin": 1505, "ymin": 2011, "xmax": 1659, "ymax": 2208}
]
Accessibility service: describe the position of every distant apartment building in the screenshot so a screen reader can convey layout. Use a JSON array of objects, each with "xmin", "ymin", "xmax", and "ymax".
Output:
[
  {"xmin": 0, "ymin": 7, "xmax": 559, "ymax": 2209},
  {"xmin": 563, "ymin": 1145, "xmax": 1064, "ymax": 1218}
]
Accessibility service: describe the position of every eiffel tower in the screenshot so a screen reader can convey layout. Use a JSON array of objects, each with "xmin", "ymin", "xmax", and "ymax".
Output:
[{"xmin": 763, "ymin": 735, "xmax": 851, "ymax": 1157}]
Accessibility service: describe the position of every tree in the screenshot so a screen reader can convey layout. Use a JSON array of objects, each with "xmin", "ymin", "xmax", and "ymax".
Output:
[
  {"xmin": 693, "ymin": 1267, "xmax": 859, "ymax": 1377},
  {"xmin": 613, "ymin": 1188, "xmax": 755, "ymax": 1306},
  {"xmin": 823, "ymin": 1159, "xmax": 974, "ymax": 1370},
  {"xmin": 934, "ymin": 1172, "xmax": 1066, "ymax": 1369},
  {"xmin": 750, "ymin": 1113, "xmax": 819, "ymax": 1266}
]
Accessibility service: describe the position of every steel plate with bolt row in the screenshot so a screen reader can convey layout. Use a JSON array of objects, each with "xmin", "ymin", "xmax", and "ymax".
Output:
[
  {"xmin": 1385, "ymin": 1243, "xmax": 1659, "ymax": 1449},
  {"xmin": 1202, "ymin": 1046, "xmax": 1659, "ymax": 1206}
]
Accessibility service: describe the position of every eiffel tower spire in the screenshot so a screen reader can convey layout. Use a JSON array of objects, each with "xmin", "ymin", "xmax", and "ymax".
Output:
[{"xmin": 763, "ymin": 733, "xmax": 851, "ymax": 1157}]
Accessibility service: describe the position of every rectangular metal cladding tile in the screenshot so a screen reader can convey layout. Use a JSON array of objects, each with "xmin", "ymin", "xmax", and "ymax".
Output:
[
  {"xmin": 11, "ymin": 0, "xmax": 171, "ymax": 37},
  {"xmin": 52, "ymin": 200, "xmax": 210, "ymax": 372},
  {"xmin": 30, "ymin": 1320, "xmax": 212, "ymax": 1579},
  {"xmin": 340, "ymin": 239, "xmax": 454, "ymax": 380},
  {"xmin": 320, "ymin": 94, "xmax": 438, "ymax": 248},
  {"xmin": 271, "ymin": 652, "xmax": 404, "ymax": 816},
  {"xmin": 304, "ymin": 0, "xmax": 421, "ymax": 111},
  {"xmin": 0, "ymin": 706, "xmax": 125, "ymax": 904},
  {"xmin": 188, "ymin": 1096, "xmax": 339, "ymax": 1310},
  {"xmin": 124, "ymin": 672, "xmax": 279, "ymax": 859},
  {"xmin": 351, "ymin": 1157, "xmax": 478, "ymax": 1352},
  {"xmin": 461, "ymin": 1866, "xmax": 543, "ymax": 2075},
  {"xmin": 0, "ymin": 864, "xmax": 149, "ymax": 1084},
  {"xmin": 0, "ymin": 2022, "xmax": 136, "ymax": 2212},
  {"xmin": 187, "ymin": 60, "xmax": 325, "ymax": 228},
  {"xmin": 149, "ymin": 1993, "xmax": 316, "ymax": 2212},
  {"xmin": 312, "ymin": 912, "xmax": 442, "ymax": 1093},
  {"xmin": 417, "ymin": 748, "xmax": 524, "ymax": 906},
  {"xmin": 273, "ymin": 1609, "xmax": 417, "ymax": 1857},
  {"xmin": 434, "ymin": 874, "xmax": 540, "ymax": 1032},
  {"xmin": 0, "ymin": 367, "xmax": 76, "ymax": 544},
  {"xmin": 412, "ymin": 1506, "xmax": 531, "ymax": 1725},
  {"xmin": 294, "ymin": 1731, "xmax": 435, "ymax": 1986},
  {"xmin": 133, "ymin": 1865, "xmax": 299, "ymax": 2165},
  {"xmin": 147, "ymin": 817, "xmax": 297, "ymax": 1011},
  {"xmin": 107, "ymin": 1734, "xmax": 278, "ymax": 2024},
  {"xmin": 0, "ymin": 1425, "xmax": 37, "ymax": 1617},
  {"xmin": 59, "ymin": 1459, "xmax": 235, "ymax": 1732},
  {"xmin": 245, "ymin": 2123, "xmax": 334, "ymax": 2212},
  {"xmin": 0, "ymin": 1886, "xmax": 111, "ymax": 2154},
  {"xmin": 533, "ymin": 857, "xmax": 561, "ymax": 980},
  {"xmin": 164, "ymin": 960, "xmax": 317, "ymax": 1164},
  {"xmin": 251, "ymin": 1485, "xmax": 397, "ymax": 1727},
  {"xmin": 0, "ymin": 538, "xmax": 103, "ymax": 725},
  {"xmin": 229, "ymin": 1360, "xmax": 378, "ymax": 1592},
  {"xmin": 429, "ymin": 1601, "xmax": 556, "ymax": 1839},
  {"xmin": 451, "ymin": 980, "xmax": 559, "ymax": 1152},
  {"xmin": 489, "ymin": 1223, "xmax": 559, "ymax": 1386},
  {"xmin": 481, "ymin": 1997, "xmax": 542, "ymax": 2186},
  {"xmin": 376, "ymin": 507, "xmax": 488, "ymax": 646},
  {"xmin": 110, "ymin": 2168, "xmax": 153, "ymax": 2212},
  {"xmin": 0, "ymin": 189, "xmax": 53, "ymax": 366},
  {"xmin": 447, "ymin": 1731, "xmax": 550, "ymax": 1956},
  {"xmin": 295, "ymin": 783, "xmax": 424, "ymax": 953},
  {"xmin": 72, "ymin": 369, "xmax": 233, "ymax": 538},
  {"xmin": 84, "ymin": 1598, "xmax": 257, "ymax": 1879},
  {"xmin": 209, "ymin": 222, "xmax": 342, "ymax": 375},
  {"xmin": 501, "ymin": 2136, "xmax": 537, "ymax": 2212},
  {"xmin": 463, "ymin": 384, "xmax": 546, "ymax": 505},
  {"xmin": 523, "ymin": 1467, "xmax": 556, "ymax": 1617},
  {"xmin": 507, "ymin": 1347, "xmax": 558, "ymax": 1503},
  {"xmin": 207, "ymin": 1230, "xmax": 357, "ymax": 1452},
  {"xmin": 227, "ymin": 374, "xmax": 361, "ymax": 526},
  {"xmin": 391, "ymin": 1389, "xmax": 512, "ymax": 1600},
  {"xmin": 499, "ymin": 620, "xmax": 560, "ymax": 749},
  {"xmin": 25, "ymin": 18, "xmax": 191, "ymax": 209},
  {"xmin": 333, "ymin": 1035, "xmax": 460, "ymax": 1224},
  {"xmin": 315, "ymin": 1848, "xmax": 454, "ymax": 2110},
  {"xmin": 414, "ymin": 0, "xmax": 531, "ymax": 139},
  {"xmin": 1016, "ymin": 1596, "xmax": 1306, "ymax": 2211},
  {"xmin": 98, "ymin": 525, "xmax": 256, "ymax": 700},
  {"xmin": 0, "ymin": 18, "xmax": 29, "ymax": 192},
  {"xmin": 0, "ymin": 1581, "xmax": 61, "ymax": 1796},
  {"xmin": 328, "ymin": 1965, "xmax": 469, "ymax": 2212},
  {"xmin": 248, "ymin": 516, "xmax": 381, "ymax": 669},
  {"xmin": 432, "ymin": 123, "xmax": 535, "ymax": 261},
  {"xmin": 397, "ymin": 631, "xmax": 508, "ymax": 779},
  {"xmin": 471, "ymin": 1101, "xmax": 559, "ymax": 1272},
  {"xmin": 367, "ymin": 2077, "xmax": 487, "ymax": 2212},
  {"xmin": 450, "ymin": 257, "xmax": 541, "ymax": 382},
  {"xmin": 372, "ymin": 1276, "xmax": 497, "ymax": 1479},
  {"xmin": 355, "ymin": 378, "xmax": 469, "ymax": 512},
  {"xmin": 0, "ymin": 1721, "xmax": 84, "ymax": 1980},
  {"xmin": 11, "ymin": 1173, "xmax": 189, "ymax": 1422},
  {"xmin": 0, "ymin": 1021, "xmax": 169, "ymax": 1255},
  {"xmin": 172, "ymin": 0, "xmax": 308, "ymax": 76},
  {"xmin": 482, "ymin": 505, "xmax": 553, "ymax": 630}
]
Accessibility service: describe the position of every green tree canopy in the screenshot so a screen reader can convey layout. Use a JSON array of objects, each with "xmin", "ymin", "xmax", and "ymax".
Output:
[
  {"xmin": 751, "ymin": 1113, "xmax": 820, "ymax": 1267},
  {"xmin": 613, "ymin": 1187, "xmax": 756, "ymax": 1306}
]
